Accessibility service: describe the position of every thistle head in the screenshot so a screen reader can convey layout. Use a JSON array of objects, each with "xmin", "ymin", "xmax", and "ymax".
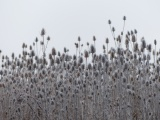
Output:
[
  {"xmin": 90, "ymin": 44, "xmax": 96, "ymax": 54},
  {"xmin": 154, "ymin": 39, "xmax": 157, "ymax": 45},
  {"xmin": 41, "ymin": 28, "xmax": 45, "ymax": 36},
  {"xmin": 78, "ymin": 36, "xmax": 81, "ymax": 41},
  {"xmin": 47, "ymin": 36, "xmax": 50, "ymax": 41},
  {"xmin": 93, "ymin": 36, "xmax": 96, "ymax": 41},
  {"xmin": 123, "ymin": 16, "xmax": 126, "ymax": 21},
  {"xmin": 108, "ymin": 20, "xmax": 111, "ymax": 24},
  {"xmin": 84, "ymin": 50, "xmax": 89, "ymax": 59},
  {"xmin": 106, "ymin": 38, "xmax": 109, "ymax": 44}
]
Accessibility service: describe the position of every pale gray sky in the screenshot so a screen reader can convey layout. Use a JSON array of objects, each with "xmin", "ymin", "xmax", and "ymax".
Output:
[{"xmin": 0, "ymin": 0, "xmax": 160, "ymax": 57}]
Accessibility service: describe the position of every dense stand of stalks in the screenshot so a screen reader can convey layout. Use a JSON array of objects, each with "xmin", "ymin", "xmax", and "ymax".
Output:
[{"xmin": 1, "ymin": 17, "xmax": 160, "ymax": 120}]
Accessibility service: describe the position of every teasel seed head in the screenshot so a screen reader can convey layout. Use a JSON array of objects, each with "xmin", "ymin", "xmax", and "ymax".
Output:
[
  {"xmin": 154, "ymin": 39, "xmax": 157, "ymax": 45},
  {"xmin": 108, "ymin": 20, "xmax": 111, "ymax": 24},
  {"xmin": 106, "ymin": 38, "xmax": 109, "ymax": 44},
  {"xmin": 123, "ymin": 16, "xmax": 126, "ymax": 21}
]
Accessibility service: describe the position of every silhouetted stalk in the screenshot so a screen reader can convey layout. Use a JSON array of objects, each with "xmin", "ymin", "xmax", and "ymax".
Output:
[{"xmin": 121, "ymin": 16, "xmax": 126, "ymax": 43}]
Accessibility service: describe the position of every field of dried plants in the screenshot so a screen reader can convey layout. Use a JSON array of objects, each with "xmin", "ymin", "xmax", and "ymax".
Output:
[{"xmin": 0, "ymin": 17, "xmax": 160, "ymax": 120}]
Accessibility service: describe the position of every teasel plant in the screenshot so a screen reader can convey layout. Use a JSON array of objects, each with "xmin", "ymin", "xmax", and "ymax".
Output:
[
  {"xmin": 121, "ymin": 16, "xmax": 126, "ymax": 44},
  {"xmin": 108, "ymin": 19, "xmax": 116, "ymax": 47},
  {"xmin": 1, "ymin": 17, "xmax": 160, "ymax": 120},
  {"xmin": 154, "ymin": 39, "xmax": 157, "ymax": 64},
  {"xmin": 93, "ymin": 36, "xmax": 96, "ymax": 49},
  {"xmin": 78, "ymin": 36, "xmax": 81, "ymax": 57},
  {"xmin": 84, "ymin": 50, "xmax": 89, "ymax": 67}
]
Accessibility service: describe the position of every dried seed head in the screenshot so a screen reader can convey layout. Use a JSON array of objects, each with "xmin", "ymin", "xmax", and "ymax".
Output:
[
  {"xmin": 134, "ymin": 43, "xmax": 139, "ymax": 52},
  {"xmin": 47, "ymin": 36, "xmax": 50, "ymax": 41},
  {"xmin": 90, "ymin": 44, "xmax": 96, "ymax": 54},
  {"xmin": 132, "ymin": 35, "xmax": 136, "ymax": 42},
  {"xmin": 108, "ymin": 20, "xmax": 111, "ymax": 24},
  {"xmin": 154, "ymin": 39, "xmax": 157, "ymax": 45},
  {"xmin": 84, "ymin": 50, "xmax": 89, "ymax": 58},
  {"xmin": 41, "ymin": 28, "xmax": 45, "ymax": 36},
  {"xmin": 106, "ymin": 38, "xmax": 109, "ymax": 44},
  {"xmin": 147, "ymin": 44, "xmax": 152, "ymax": 52},
  {"xmin": 78, "ymin": 36, "xmax": 81, "ymax": 41},
  {"xmin": 93, "ymin": 36, "xmax": 96, "ymax": 41},
  {"xmin": 51, "ymin": 47, "xmax": 56, "ymax": 56},
  {"xmin": 112, "ymin": 27, "xmax": 115, "ymax": 32},
  {"xmin": 134, "ymin": 29, "xmax": 137, "ymax": 34}
]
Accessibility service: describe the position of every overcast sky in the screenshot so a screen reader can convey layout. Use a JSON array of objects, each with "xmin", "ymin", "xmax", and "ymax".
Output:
[{"xmin": 0, "ymin": 0, "xmax": 160, "ymax": 58}]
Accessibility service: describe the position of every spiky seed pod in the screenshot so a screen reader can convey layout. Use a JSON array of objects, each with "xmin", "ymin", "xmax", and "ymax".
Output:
[
  {"xmin": 84, "ymin": 50, "xmax": 89, "ymax": 58},
  {"xmin": 118, "ymin": 35, "xmax": 121, "ymax": 43},
  {"xmin": 143, "ymin": 54, "xmax": 146, "ymax": 61},
  {"xmin": 134, "ymin": 29, "xmax": 137, "ymax": 34},
  {"xmin": 141, "ymin": 46, "xmax": 144, "ymax": 53},
  {"xmin": 134, "ymin": 43, "xmax": 139, "ymax": 52},
  {"xmin": 121, "ymin": 31, "xmax": 123, "ymax": 36},
  {"xmin": 57, "ymin": 51, "xmax": 61, "ymax": 56},
  {"xmin": 73, "ymin": 55, "xmax": 76, "ymax": 60},
  {"xmin": 75, "ymin": 43, "xmax": 78, "ymax": 48},
  {"xmin": 156, "ymin": 66, "xmax": 160, "ymax": 73},
  {"xmin": 11, "ymin": 53, "xmax": 15, "ymax": 59},
  {"xmin": 132, "ymin": 34, "xmax": 136, "ymax": 42},
  {"xmin": 40, "ymin": 41, "xmax": 44, "ymax": 45},
  {"xmin": 78, "ymin": 36, "xmax": 81, "ymax": 41},
  {"xmin": 108, "ymin": 20, "xmax": 111, "ymax": 24},
  {"xmin": 51, "ymin": 47, "xmax": 56, "ymax": 56},
  {"xmin": 35, "ymin": 37, "xmax": 38, "ymax": 42},
  {"xmin": 67, "ymin": 64, "xmax": 70, "ymax": 70},
  {"xmin": 141, "ymin": 38, "xmax": 146, "ymax": 49},
  {"xmin": 65, "ymin": 54, "xmax": 70, "ymax": 62},
  {"xmin": 30, "ymin": 50, "xmax": 35, "ymax": 57},
  {"xmin": 87, "ymin": 63, "xmax": 92, "ymax": 70},
  {"xmin": 98, "ymin": 62, "xmax": 102, "ymax": 70},
  {"xmin": 41, "ymin": 28, "xmax": 45, "ymax": 36},
  {"xmin": 56, "ymin": 57, "xmax": 60, "ymax": 64},
  {"xmin": 128, "ymin": 31, "xmax": 130, "ymax": 36},
  {"xmin": 106, "ymin": 38, "xmax": 109, "ymax": 44},
  {"xmin": 78, "ymin": 57, "xmax": 83, "ymax": 64},
  {"xmin": 93, "ymin": 36, "xmax": 96, "ymax": 41},
  {"xmin": 73, "ymin": 60, "xmax": 77, "ymax": 67},
  {"xmin": 112, "ymin": 27, "xmax": 115, "ymax": 32},
  {"xmin": 30, "ymin": 46, "xmax": 32, "ymax": 50},
  {"xmin": 147, "ymin": 54, "xmax": 151, "ymax": 61},
  {"xmin": 110, "ymin": 52, "xmax": 115, "ymax": 60},
  {"xmin": 117, "ymin": 47, "xmax": 122, "ymax": 55},
  {"xmin": 123, "ymin": 63, "xmax": 128, "ymax": 71},
  {"xmin": 64, "ymin": 47, "xmax": 67, "ymax": 53},
  {"xmin": 22, "ymin": 43, "xmax": 25, "ymax": 49},
  {"xmin": 103, "ymin": 45, "xmax": 105, "ymax": 50},
  {"xmin": 101, "ymin": 56, "xmax": 106, "ymax": 64},
  {"xmin": 90, "ymin": 44, "xmax": 96, "ymax": 54},
  {"xmin": 154, "ymin": 39, "xmax": 157, "ymax": 45},
  {"xmin": 49, "ymin": 54, "xmax": 52, "ymax": 59},
  {"xmin": 81, "ymin": 64, "xmax": 85, "ymax": 70},
  {"xmin": 148, "ymin": 44, "xmax": 152, "ymax": 52},
  {"xmin": 125, "ymin": 39, "xmax": 129, "ymax": 48},
  {"xmin": 47, "ymin": 36, "xmax": 50, "ymax": 41}
]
